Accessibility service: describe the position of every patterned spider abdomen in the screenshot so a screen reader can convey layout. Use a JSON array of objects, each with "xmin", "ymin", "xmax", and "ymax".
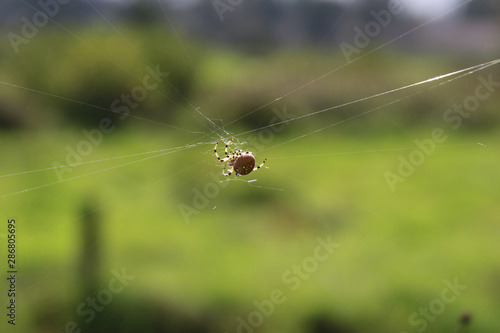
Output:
[{"xmin": 233, "ymin": 153, "xmax": 256, "ymax": 175}]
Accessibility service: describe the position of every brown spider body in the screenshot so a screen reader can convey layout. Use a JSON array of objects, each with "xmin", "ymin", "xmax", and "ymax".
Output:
[
  {"xmin": 232, "ymin": 153, "xmax": 256, "ymax": 175},
  {"xmin": 214, "ymin": 138, "xmax": 267, "ymax": 176}
]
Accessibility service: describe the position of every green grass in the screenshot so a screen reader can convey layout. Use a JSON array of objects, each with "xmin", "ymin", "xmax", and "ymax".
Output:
[{"xmin": 1, "ymin": 127, "xmax": 499, "ymax": 332}]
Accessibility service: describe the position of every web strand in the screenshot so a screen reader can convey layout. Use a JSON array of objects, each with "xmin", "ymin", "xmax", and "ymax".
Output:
[
  {"xmin": 0, "ymin": 143, "xmax": 208, "ymax": 179},
  {"xmin": 235, "ymin": 58, "xmax": 500, "ymax": 138},
  {"xmin": 260, "ymin": 58, "xmax": 500, "ymax": 152},
  {"xmin": 271, "ymin": 143, "xmax": 486, "ymax": 159},
  {"xmin": 0, "ymin": 150, "xmax": 183, "ymax": 199}
]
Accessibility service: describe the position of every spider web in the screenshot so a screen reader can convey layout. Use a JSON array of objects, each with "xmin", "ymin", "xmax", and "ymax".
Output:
[
  {"xmin": 0, "ymin": 5, "xmax": 497, "ymax": 211},
  {"xmin": 2, "ymin": 53, "xmax": 495, "ymax": 196},
  {"xmin": 1, "ymin": 1, "xmax": 498, "ymax": 209}
]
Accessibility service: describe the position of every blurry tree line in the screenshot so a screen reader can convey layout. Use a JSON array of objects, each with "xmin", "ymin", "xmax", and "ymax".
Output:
[
  {"xmin": 0, "ymin": 0, "xmax": 499, "ymax": 132},
  {"xmin": 2, "ymin": 0, "xmax": 499, "ymax": 46}
]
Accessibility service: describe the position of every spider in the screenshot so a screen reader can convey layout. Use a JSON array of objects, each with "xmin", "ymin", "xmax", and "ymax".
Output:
[{"xmin": 214, "ymin": 138, "xmax": 267, "ymax": 176}]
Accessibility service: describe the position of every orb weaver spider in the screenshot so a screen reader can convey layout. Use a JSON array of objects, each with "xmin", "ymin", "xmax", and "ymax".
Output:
[{"xmin": 214, "ymin": 138, "xmax": 267, "ymax": 176}]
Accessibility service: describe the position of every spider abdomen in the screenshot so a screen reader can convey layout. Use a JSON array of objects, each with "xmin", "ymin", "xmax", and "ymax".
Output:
[{"xmin": 233, "ymin": 154, "xmax": 256, "ymax": 175}]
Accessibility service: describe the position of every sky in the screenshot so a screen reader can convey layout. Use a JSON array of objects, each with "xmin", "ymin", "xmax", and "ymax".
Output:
[
  {"xmin": 163, "ymin": 0, "xmax": 461, "ymax": 18},
  {"xmin": 397, "ymin": 0, "xmax": 462, "ymax": 18},
  {"xmin": 99, "ymin": 0, "xmax": 464, "ymax": 19}
]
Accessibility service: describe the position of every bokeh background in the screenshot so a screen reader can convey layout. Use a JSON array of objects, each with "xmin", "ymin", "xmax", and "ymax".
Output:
[{"xmin": 1, "ymin": 0, "xmax": 499, "ymax": 332}]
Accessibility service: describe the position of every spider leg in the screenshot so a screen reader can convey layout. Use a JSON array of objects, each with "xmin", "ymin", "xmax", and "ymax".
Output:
[
  {"xmin": 214, "ymin": 140, "xmax": 223, "ymax": 162},
  {"xmin": 222, "ymin": 165, "xmax": 234, "ymax": 176},
  {"xmin": 224, "ymin": 137, "xmax": 235, "ymax": 158},
  {"xmin": 215, "ymin": 139, "xmax": 233, "ymax": 163},
  {"xmin": 253, "ymin": 158, "xmax": 267, "ymax": 171}
]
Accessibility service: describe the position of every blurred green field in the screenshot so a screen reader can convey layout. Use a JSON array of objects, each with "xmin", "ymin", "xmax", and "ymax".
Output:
[
  {"xmin": 1, "ymin": 20, "xmax": 500, "ymax": 333},
  {"xmin": 1, "ymin": 126, "xmax": 499, "ymax": 332}
]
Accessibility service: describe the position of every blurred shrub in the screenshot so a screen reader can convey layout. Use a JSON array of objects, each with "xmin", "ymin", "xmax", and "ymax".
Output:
[
  {"xmin": 1, "ymin": 25, "xmax": 499, "ymax": 133},
  {"xmin": 0, "ymin": 25, "xmax": 199, "ymax": 129}
]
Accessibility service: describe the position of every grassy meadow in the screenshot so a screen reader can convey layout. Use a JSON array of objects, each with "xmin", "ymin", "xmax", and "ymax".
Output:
[{"xmin": 0, "ymin": 25, "xmax": 499, "ymax": 333}]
